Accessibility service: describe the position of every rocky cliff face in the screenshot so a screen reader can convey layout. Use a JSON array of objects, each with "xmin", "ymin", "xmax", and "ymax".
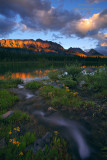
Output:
[
  {"xmin": 0, "ymin": 39, "xmax": 103, "ymax": 57},
  {"xmin": 0, "ymin": 39, "xmax": 65, "ymax": 54}
]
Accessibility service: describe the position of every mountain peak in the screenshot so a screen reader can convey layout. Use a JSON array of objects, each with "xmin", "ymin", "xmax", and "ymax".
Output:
[{"xmin": 87, "ymin": 49, "xmax": 102, "ymax": 56}]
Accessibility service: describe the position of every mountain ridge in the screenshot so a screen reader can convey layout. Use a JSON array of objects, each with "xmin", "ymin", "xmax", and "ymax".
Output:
[{"xmin": 0, "ymin": 39, "xmax": 103, "ymax": 57}]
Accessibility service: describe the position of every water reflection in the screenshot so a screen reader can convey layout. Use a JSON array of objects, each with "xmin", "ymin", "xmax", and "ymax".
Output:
[
  {"xmin": 0, "ymin": 66, "xmax": 103, "ymax": 80},
  {"xmin": 0, "ymin": 69, "xmax": 56, "ymax": 80}
]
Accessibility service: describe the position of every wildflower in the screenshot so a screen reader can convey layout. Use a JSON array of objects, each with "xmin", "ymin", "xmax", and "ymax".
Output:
[
  {"xmin": 14, "ymin": 128, "xmax": 17, "ymax": 131},
  {"xmin": 54, "ymin": 131, "xmax": 59, "ymax": 135},
  {"xmin": 16, "ymin": 141, "xmax": 21, "ymax": 147},
  {"xmin": 19, "ymin": 152, "xmax": 23, "ymax": 156},
  {"xmin": 65, "ymin": 86, "xmax": 69, "ymax": 89},
  {"xmin": 73, "ymin": 92, "xmax": 78, "ymax": 96},
  {"xmin": 13, "ymin": 140, "xmax": 17, "ymax": 144},
  {"xmin": 56, "ymin": 80, "xmax": 59, "ymax": 83},
  {"xmin": 66, "ymin": 88, "xmax": 70, "ymax": 92},
  {"xmin": 16, "ymin": 127, "xmax": 20, "ymax": 132},
  {"xmin": 14, "ymin": 127, "xmax": 20, "ymax": 132},
  {"xmin": 9, "ymin": 131, "xmax": 12, "ymax": 135},
  {"xmin": 9, "ymin": 139, "xmax": 12, "ymax": 142}
]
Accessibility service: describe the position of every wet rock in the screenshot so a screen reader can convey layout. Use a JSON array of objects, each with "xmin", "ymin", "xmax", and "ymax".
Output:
[
  {"xmin": 25, "ymin": 144, "xmax": 34, "ymax": 152},
  {"xmin": 18, "ymin": 84, "xmax": 24, "ymax": 89},
  {"xmin": 25, "ymin": 132, "xmax": 51, "ymax": 154},
  {"xmin": 48, "ymin": 107, "xmax": 56, "ymax": 112},
  {"xmin": 79, "ymin": 80, "xmax": 85, "ymax": 88},
  {"xmin": 42, "ymin": 132, "xmax": 51, "ymax": 144},
  {"xmin": 33, "ymin": 132, "xmax": 51, "ymax": 154},
  {"xmin": 0, "ymin": 138, "xmax": 6, "ymax": 149},
  {"xmin": 2, "ymin": 111, "xmax": 14, "ymax": 119}
]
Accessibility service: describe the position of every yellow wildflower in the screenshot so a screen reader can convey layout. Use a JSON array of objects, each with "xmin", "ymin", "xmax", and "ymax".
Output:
[
  {"xmin": 9, "ymin": 131, "xmax": 12, "ymax": 135},
  {"xmin": 56, "ymin": 80, "xmax": 59, "ymax": 83},
  {"xmin": 14, "ymin": 127, "xmax": 20, "ymax": 132},
  {"xmin": 9, "ymin": 139, "xmax": 12, "ymax": 142},
  {"xmin": 13, "ymin": 140, "xmax": 17, "ymax": 144},
  {"xmin": 16, "ymin": 127, "xmax": 20, "ymax": 132},
  {"xmin": 73, "ymin": 92, "xmax": 78, "ymax": 96},
  {"xmin": 14, "ymin": 128, "xmax": 17, "ymax": 131},
  {"xmin": 16, "ymin": 141, "xmax": 21, "ymax": 147},
  {"xmin": 54, "ymin": 131, "xmax": 59, "ymax": 135},
  {"xmin": 66, "ymin": 88, "xmax": 70, "ymax": 92},
  {"xmin": 19, "ymin": 152, "xmax": 23, "ymax": 156}
]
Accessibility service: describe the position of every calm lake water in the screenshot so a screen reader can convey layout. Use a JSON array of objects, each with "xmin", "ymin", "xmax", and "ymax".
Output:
[{"xmin": 0, "ymin": 62, "xmax": 104, "ymax": 81}]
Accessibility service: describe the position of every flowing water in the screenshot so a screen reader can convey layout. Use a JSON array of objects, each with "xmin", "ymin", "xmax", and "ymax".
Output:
[
  {"xmin": 1, "ymin": 63, "xmax": 103, "ymax": 160},
  {"xmin": 13, "ymin": 84, "xmax": 96, "ymax": 160}
]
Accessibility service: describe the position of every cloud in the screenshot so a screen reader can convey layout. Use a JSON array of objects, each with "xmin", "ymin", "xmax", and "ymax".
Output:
[
  {"xmin": 0, "ymin": 0, "xmax": 51, "ymax": 18},
  {"xmin": 87, "ymin": 0, "xmax": 107, "ymax": 3},
  {"xmin": 0, "ymin": 0, "xmax": 81, "ymax": 36},
  {"xmin": 62, "ymin": 9, "xmax": 107, "ymax": 39},
  {"xmin": 100, "ymin": 42, "xmax": 107, "ymax": 46},
  {"xmin": 0, "ymin": 17, "xmax": 17, "ymax": 37},
  {"xmin": 0, "ymin": 0, "xmax": 106, "ymax": 47},
  {"xmin": 52, "ymin": 34, "xmax": 63, "ymax": 39}
]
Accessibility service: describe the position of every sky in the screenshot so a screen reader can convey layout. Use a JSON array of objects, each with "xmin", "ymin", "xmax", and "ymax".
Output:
[{"xmin": 0, "ymin": 0, "xmax": 107, "ymax": 54}]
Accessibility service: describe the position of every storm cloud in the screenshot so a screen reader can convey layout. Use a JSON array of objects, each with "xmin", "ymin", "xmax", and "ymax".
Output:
[{"xmin": 0, "ymin": 17, "xmax": 17, "ymax": 37}]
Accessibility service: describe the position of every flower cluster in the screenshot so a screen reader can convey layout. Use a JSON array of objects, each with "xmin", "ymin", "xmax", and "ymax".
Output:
[
  {"xmin": 65, "ymin": 86, "xmax": 70, "ymax": 92},
  {"xmin": 14, "ymin": 126, "xmax": 20, "ymax": 132},
  {"xmin": 19, "ymin": 152, "xmax": 23, "ymax": 156},
  {"xmin": 9, "ymin": 138, "xmax": 21, "ymax": 147}
]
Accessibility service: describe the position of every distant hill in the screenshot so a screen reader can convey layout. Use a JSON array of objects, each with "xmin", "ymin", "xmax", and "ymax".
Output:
[
  {"xmin": 67, "ymin": 47, "xmax": 87, "ymax": 57},
  {"xmin": 87, "ymin": 49, "xmax": 103, "ymax": 56},
  {"xmin": 68, "ymin": 47, "xmax": 86, "ymax": 54}
]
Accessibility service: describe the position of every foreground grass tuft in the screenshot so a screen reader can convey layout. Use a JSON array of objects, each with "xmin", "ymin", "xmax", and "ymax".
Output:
[
  {"xmin": 40, "ymin": 85, "xmax": 82, "ymax": 108},
  {"xmin": 25, "ymin": 81, "xmax": 43, "ymax": 90},
  {"xmin": 0, "ymin": 89, "xmax": 19, "ymax": 115}
]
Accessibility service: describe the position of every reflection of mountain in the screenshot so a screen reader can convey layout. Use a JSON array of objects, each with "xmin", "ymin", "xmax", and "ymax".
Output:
[
  {"xmin": 0, "ymin": 69, "xmax": 56, "ymax": 80},
  {"xmin": 0, "ymin": 39, "xmax": 104, "ymax": 57}
]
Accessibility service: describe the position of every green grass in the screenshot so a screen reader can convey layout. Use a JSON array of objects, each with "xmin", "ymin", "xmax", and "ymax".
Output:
[
  {"xmin": 40, "ymin": 85, "xmax": 82, "ymax": 108},
  {"xmin": 48, "ymin": 70, "xmax": 62, "ymax": 81},
  {"xmin": 0, "ymin": 110, "xmax": 30, "ymax": 140},
  {"xmin": 0, "ymin": 89, "xmax": 19, "ymax": 115},
  {"xmin": 25, "ymin": 81, "xmax": 43, "ymax": 90},
  {"xmin": 7, "ymin": 110, "xmax": 30, "ymax": 123},
  {"xmin": 0, "ymin": 72, "xmax": 23, "ymax": 89},
  {"xmin": 65, "ymin": 64, "xmax": 81, "ymax": 79},
  {"xmin": 60, "ymin": 75, "xmax": 77, "ymax": 88},
  {"xmin": 0, "ymin": 78, "xmax": 23, "ymax": 89},
  {"xmin": 81, "ymin": 68, "xmax": 107, "ymax": 92}
]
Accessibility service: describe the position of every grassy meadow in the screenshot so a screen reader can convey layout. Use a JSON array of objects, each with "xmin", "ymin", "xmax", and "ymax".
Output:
[{"xmin": 0, "ymin": 64, "xmax": 107, "ymax": 160}]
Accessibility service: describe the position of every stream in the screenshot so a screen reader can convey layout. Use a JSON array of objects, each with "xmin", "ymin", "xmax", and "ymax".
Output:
[{"xmin": 9, "ymin": 82, "xmax": 99, "ymax": 160}]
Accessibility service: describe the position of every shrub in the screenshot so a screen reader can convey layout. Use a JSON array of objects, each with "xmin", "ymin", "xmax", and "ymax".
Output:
[
  {"xmin": 48, "ymin": 70, "xmax": 61, "ymax": 81},
  {"xmin": 61, "ymin": 76, "xmax": 77, "ymax": 88},
  {"xmin": 65, "ymin": 64, "xmax": 81, "ymax": 78},
  {"xmin": 81, "ymin": 68, "xmax": 107, "ymax": 91},
  {"xmin": 25, "ymin": 81, "xmax": 42, "ymax": 90},
  {"xmin": 0, "ymin": 76, "xmax": 23, "ymax": 89}
]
